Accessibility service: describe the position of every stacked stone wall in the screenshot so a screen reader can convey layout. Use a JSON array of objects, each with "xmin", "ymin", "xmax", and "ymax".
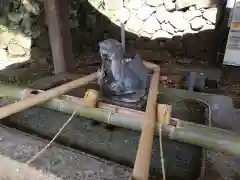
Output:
[{"xmin": 0, "ymin": 0, "xmax": 225, "ymax": 67}]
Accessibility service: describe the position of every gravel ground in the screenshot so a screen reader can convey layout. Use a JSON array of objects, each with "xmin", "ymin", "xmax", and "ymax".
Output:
[
  {"xmin": 0, "ymin": 125, "xmax": 131, "ymax": 180},
  {"xmin": 0, "ymin": 123, "xmax": 239, "ymax": 180}
]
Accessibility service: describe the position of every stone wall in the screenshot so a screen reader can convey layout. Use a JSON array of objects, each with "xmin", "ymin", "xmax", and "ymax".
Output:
[
  {"xmin": 0, "ymin": 0, "xmax": 49, "ymax": 70},
  {"xmin": 88, "ymin": 0, "xmax": 223, "ymax": 61},
  {"xmin": 0, "ymin": 0, "xmax": 225, "ymax": 69},
  {"xmin": 90, "ymin": 0, "xmax": 218, "ymax": 38}
]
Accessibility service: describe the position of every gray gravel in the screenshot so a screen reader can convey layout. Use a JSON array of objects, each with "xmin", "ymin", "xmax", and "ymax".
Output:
[{"xmin": 0, "ymin": 125, "xmax": 131, "ymax": 180}]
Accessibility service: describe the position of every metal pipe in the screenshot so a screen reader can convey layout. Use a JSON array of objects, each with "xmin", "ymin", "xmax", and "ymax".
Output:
[
  {"xmin": 121, "ymin": 22, "xmax": 125, "ymax": 53},
  {"xmin": 0, "ymin": 72, "xmax": 98, "ymax": 120},
  {"xmin": 0, "ymin": 84, "xmax": 240, "ymax": 156},
  {"xmin": 131, "ymin": 69, "xmax": 160, "ymax": 180}
]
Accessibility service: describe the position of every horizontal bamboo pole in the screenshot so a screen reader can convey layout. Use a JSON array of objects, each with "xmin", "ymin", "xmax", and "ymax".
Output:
[
  {"xmin": 0, "ymin": 72, "xmax": 98, "ymax": 120},
  {"xmin": 0, "ymin": 84, "xmax": 240, "ymax": 156}
]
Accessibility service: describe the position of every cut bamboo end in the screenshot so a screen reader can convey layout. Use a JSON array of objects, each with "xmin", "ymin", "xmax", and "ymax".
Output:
[
  {"xmin": 157, "ymin": 104, "xmax": 172, "ymax": 180},
  {"xmin": 83, "ymin": 89, "xmax": 99, "ymax": 108},
  {"xmin": 157, "ymin": 104, "xmax": 172, "ymax": 125}
]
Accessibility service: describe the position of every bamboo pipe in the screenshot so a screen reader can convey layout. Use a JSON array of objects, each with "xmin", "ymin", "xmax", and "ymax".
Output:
[
  {"xmin": 0, "ymin": 72, "xmax": 98, "ymax": 120},
  {"xmin": 1, "ymin": 84, "xmax": 240, "ymax": 156},
  {"xmin": 131, "ymin": 69, "xmax": 160, "ymax": 180},
  {"xmin": 0, "ymin": 85, "xmax": 143, "ymax": 118}
]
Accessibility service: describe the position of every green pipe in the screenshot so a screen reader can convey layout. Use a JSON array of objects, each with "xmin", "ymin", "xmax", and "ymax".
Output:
[{"xmin": 0, "ymin": 84, "xmax": 240, "ymax": 156}]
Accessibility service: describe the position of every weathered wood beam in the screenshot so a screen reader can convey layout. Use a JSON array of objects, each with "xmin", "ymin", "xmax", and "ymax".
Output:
[
  {"xmin": 44, "ymin": 0, "xmax": 75, "ymax": 74},
  {"xmin": 0, "ymin": 72, "xmax": 97, "ymax": 120}
]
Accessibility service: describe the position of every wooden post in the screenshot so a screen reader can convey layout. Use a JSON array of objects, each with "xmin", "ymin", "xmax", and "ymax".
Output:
[
  {"xmin": 131, "ymin": 69, "xmax": 160, "ymax": 180},
  {"xmin": 44, "ymin": 0, "xmax": 75, "ymax": 74}
]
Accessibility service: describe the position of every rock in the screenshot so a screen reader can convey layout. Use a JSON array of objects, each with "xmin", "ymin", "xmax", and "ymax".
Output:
[
  {"xmin": 142, "ymin": 15, "xmax": 161, "ymax": 34},
  {"xmin": 31, "ymin": 26, "xmax": 41, "ymax": 39},
  {"xmin": 154, "ymin": 5, "xmax": 171, "ymax": 23},
  {"xmin": 0, "ymin": 62, "xmax": 6, "ymax": 70},
  {"xmin": 137, "ymin": 6, "xmax": 156, "ymax": 20},
  {"xmin": 144, "ymin": 40, "xmax": 162, "ymax": 50},
  {"xmin": 189, "ymin": 6, "xmax": 195, "ymax": 11},
  {"xmin": 8, "ymin": 12, "xmax": 23, "ymax": 23},
  {"xmin": 31, "ymin": 47, "xmax": 49, "ymax": 66},
  {"xmin": 29, "ymin": 61, "xmax": 41, "ymax": 70},
  {"xmin": 184, "ymin": 9, "xmax": 202, "ymax": 21},
  {"xmin": 14, "ymin": 33, "xmax": 32, "ymax": 49},
  {"xmin": 0, "ymin": 25, "xmax": 8, "ymax": 33},
  {"xmin": 197, "ymin": 29, "xmax": 215, "ymax": 42},
  {"xmin": 116, "ymin": 8, "xmax": 130, "ymax": 23},
  {"xmin": 21, "ymin": 13, "xmax": 32, "ymax": 35},
  {"xmin": 207, "ymin": 20, "xmax": 212, "ymax": 25},
  {"xmin": 169, "ymin": 11, "xmax": 188, "ymax": 31},
  {"xmin": 176, "ymin": 0, "xmax": 216, "ymax": 10},
  {"xmin": 146, "ymin": 0, "xmax": 163, "ymax": 6},
  {"xmin": 175, "ymin": 0, "xmax": 195, "ymax": 10},
  {"xmin": 138, "ymin": 49, "xmax": 164, "ymax": 61},
  {"xmin": 184, "ymin": 23, "xmax": 197, "ymax": 34},
  {"xmin": 125, "ymin": 15, "xmax": 144, "ymax": 33},
  {"xmin": 8, "ymin": 53, "xmax": 31, "ymax": 63},
  {"xmin": 0, "ymin": 49, "xmax": 8, "ymax": 61},
  {"xmin": 31, "ymin": 47, "xmax": 49, "ymax": 59},
  {"xmin": 165, "ymin": 36, "xmax": 183, "ymax": 53},
  {"xmin": 103, "ymin": 0, "xmax": 123, "ymax": 10},
  {"xmin": 202, "ymin": 23, "xmax": 215, "ymax": 31},
  {"xmin": 7, "ymin": 43, "xmax": 26, "ymax": 57},
  {"xmin": 138, "ymin": 30, "xmax": 152, "ymax": 38},
  {"xmin": 183, "ymin": 34, "xmax": 204, "ymax": 57},
  {"xmin": 0, "ymin": 0, "xmax": 10, "ymax": 9},
  {"xmin": 203, "ymin": 7, "xmax": 217, "ymax": 24},
  {"xmin": 196, "ymin": 2, "xmax": 214, "ymax": 9},
  {"xmin": 163, "ymin": 0, "xmax": 176, "ymax": 11},
  {"xmin": 86, "ymin": 14, "xmax": 97, "ymax": 27},
  {"xmin": 152, "ymin": 30, "xmax": 173, "ymax": 39},
  {"xmin": 8, "ymin": 22, "xmax": 21, "ymax": 31},
  {"xmin": 174, "ymin": 31, "xmax": 184, "ymax": 36},
  {"xmin": 34, "ymin": 32, "xmax": 50, "ymax": 50},
  {"xmin": 124, "ymin": 0, "xmax": 145, "ymax": 10},
  {"xmin": 0, "ymin": 17, "xmax": 7, "ymax": 26},
  {"xmin": 0, "ymin": 31, "xmax": 14, "ymax": 49},
  {"xmin": 161, "ymin": 22, "xmax": 175, "ymax": 34},
  {"xmin": 11, "ymin": 0, "xmax": 21, "ymax": 9},
  {"xmin": 22, "ymin": 0, "xmax": 40, "ymax": 15},
  {"xmin": 190, "ymin": 17, "xmax": 205, "ymax": 30}
]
